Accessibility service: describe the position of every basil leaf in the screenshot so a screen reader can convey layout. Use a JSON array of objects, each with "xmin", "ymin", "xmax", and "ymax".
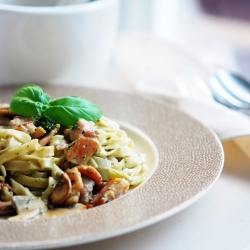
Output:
[
  {"xmin": 10, "ymin": 84, "xmax": 50, "ymax": 116},
  {"xmin": 44, "ymin": 96, "xmax": 103, "ymax": 126},
  {"xmin": 9, "ymin": 84, "xmax": 103, "ymax": 126}
]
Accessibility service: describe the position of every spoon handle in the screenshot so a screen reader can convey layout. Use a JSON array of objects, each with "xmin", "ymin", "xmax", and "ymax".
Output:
[{"xmin": 210, "ymin": 73, "xmax": 250, "ymax": 111}]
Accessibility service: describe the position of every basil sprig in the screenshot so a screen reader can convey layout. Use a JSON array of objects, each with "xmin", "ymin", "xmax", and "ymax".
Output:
[{"xmin": 10, "ymin": 84, "xmax": 103, "ymax": 126}]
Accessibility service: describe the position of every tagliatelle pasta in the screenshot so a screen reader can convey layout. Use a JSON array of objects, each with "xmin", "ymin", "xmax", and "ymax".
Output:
[
  {"xmin": 89, "ymin": 117, "xmax": 148, "ymax": 185},
  {"xmin": 1, "ymin": 117, "xmax": 148, "ymax": 191},
  {"xmin": 0, "ymin": 112, "xmax": 148, "ymax": 219},
  {"xmin": 0, "ymin": 84, "xmax": 148, "ymax": 220}
]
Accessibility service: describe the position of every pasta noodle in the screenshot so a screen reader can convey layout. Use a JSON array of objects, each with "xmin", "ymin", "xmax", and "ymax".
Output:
[
  {"xmin": 0, "ymin": 114, "xmax": 148, "ymax": 219},
  {"xmin": 89, "ymin": 117, "xmax": 148, "ymax": 185}
]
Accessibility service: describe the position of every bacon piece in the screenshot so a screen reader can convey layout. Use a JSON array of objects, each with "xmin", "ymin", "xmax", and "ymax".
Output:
[
  {"xmin": 32, "ymin": 126, "xmax": 46, "ymax": 139},
  {"xmin": 66, "ymin": 119, "xmax": 98, "ymax": 141},
  {"xmin": 64, "ymin": 135, "xmax": 99, "ymax": 165},
  {"xmin": 63, "ymin": 167, "xmax": 84, "ymax": 206},
  {"xmin": 66, "ymin": 167, "xmax": 84, "ymax": 192},
  {"xmin": 9, "ymin": 116, "xmax": 46, "ymax": 139},
  {"xmin": 90, "ymin": 178, "xmax": 129, "ymax": 207},
  {"xmin": 79, "ymin": 176, "xmax": 95, "ymax": 205}
]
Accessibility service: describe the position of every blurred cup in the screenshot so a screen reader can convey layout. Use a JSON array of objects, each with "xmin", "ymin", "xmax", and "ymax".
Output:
[{"xmin": 0, "ymin": 0, "xmax": 119, "ymax": 87}]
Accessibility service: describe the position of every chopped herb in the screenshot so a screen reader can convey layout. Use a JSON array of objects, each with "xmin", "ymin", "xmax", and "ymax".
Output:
[{"xmin": 35, "ymin": 116, "xmax": 56, "ymax": 131}]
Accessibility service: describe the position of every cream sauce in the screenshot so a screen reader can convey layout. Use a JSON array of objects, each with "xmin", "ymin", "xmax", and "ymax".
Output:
[{"xmin": 8, "ymin": 203, "xmax": 86, "ymax": 221}]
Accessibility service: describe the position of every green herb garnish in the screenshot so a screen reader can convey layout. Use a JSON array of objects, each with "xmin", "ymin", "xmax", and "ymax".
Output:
[
  {"xmin": 35, "ymin": 116, "xmax": 56, "ymax": 131},
  {"xmin": 10, "ymin": 84, "xmax": 103, "ymax": 126}
]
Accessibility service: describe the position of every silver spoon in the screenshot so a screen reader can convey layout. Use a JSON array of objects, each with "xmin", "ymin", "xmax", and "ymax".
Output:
[{"xmin": 210, "ymin": 70, "xmax": 250, "ymax": 115}]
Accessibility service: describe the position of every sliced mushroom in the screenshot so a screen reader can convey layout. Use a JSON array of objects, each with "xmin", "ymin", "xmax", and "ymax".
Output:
[
  {"xmin": 49, "ymin": 173, "xmax": 72, "ymax": 205},
  {"xmin": 0, "ymin": 116, "xmax": 10, "ymax": 128},
  {"xmin": 77, "ymin": 165, "xmax": 103, "ymax": 187},
  {"xmin": 0, "ymin": 104, "xmax": 16, "ymax": 117}
]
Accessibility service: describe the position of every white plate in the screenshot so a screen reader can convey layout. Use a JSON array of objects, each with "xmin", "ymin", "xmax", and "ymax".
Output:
[{"xmin": 0, "ymin": 86, "xmax": 224, "ymax": 249}]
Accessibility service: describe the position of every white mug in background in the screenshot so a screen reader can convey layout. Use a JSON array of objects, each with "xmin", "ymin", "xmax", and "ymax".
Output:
[{"xmin": 0, "ymin": 0, "xmax": 119, "ymax": 87}]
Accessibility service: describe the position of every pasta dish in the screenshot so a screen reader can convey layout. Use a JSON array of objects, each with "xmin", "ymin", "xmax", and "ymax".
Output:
[{"xmin": 0, "ymin": 84, "xmax": 148, "ymax": 220}]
